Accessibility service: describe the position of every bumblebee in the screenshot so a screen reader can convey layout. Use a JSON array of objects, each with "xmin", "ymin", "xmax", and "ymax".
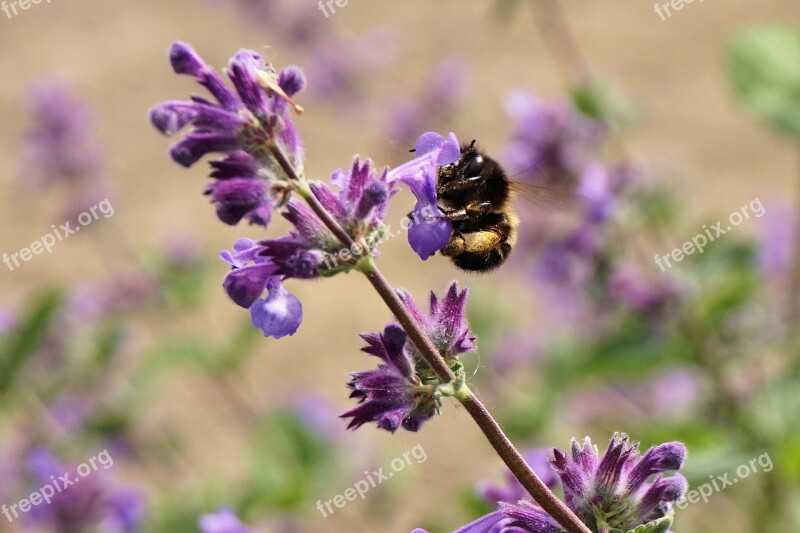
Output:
[{"xmin": 436, "ymin": 141, "xmax": 519, "ymax": 272}]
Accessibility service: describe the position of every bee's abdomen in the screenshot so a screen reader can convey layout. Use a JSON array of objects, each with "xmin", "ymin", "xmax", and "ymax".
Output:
[{"xmin": 451, "ymin": 241, "xmax": 512, "ymax": 272}]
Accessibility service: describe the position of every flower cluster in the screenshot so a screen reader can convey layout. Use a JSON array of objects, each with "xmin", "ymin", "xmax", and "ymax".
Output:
[
  {"xmin": 151, "ymin": 43, "xmax": 463, "ymax": 338},
  {"xmin": 150, "ymin": 42, "xmax": 305, "ymax": 228},
  {"xmin": 341, "ymin": 282, "xmax": 476, "ymax": 432},
  {"xmin": 427, "ymin": 433, "xmax": 686, "ymax": 533}
]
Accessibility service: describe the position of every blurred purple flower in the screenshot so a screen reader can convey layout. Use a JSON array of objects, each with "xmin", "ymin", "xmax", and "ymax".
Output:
[
  {"xmin": 577, "ymin": 163, "xmax": 629, "ymax": 224},
  {"xmin": 503, "ymin": 92, "xmax": 603, "ymax": 187},
  {"xmin": 0, "ymin": 307, "xmax": 14, "ymax": 337},
  {"xmin": 386, "ymin": 57, "xmax": 471, "ymax": 144},
  {"xmin": 305, "ymin": 29, "xmax": 397, "ymax": 102},
  {"xmin": 757, "ymin": 200, "xmax": 796, "ymax": 277},
  {"xmin": 21, "ymin": 78, "xmax": 104, "ymax": 188},
  {"xmin": 26, "ymin": 448, "xmax": 143, "ymax": 532},
  {"xmin": 607, "ymin": 262, "xmax": 682, "ymax": 315},
  {"xmin": 291, "ymin": 393, "xmax": 347, "ymax": 444},
  {"xmin": 200, "ymin": 507, "xmax": 253, "ymax": 533},
  {"xmin": 66, "ymin": 273, "xmax": 158, "ymax": 323}
]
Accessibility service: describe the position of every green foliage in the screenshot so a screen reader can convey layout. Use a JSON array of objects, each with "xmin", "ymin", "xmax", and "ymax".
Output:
[
  {"xmin": 0, "ymin": 290, "xmax": 62, "ymax": 398},
  {"xmin": 728, "ymin": 24, "xmax": 800, "ymax": 138},
  {"xmin": 240, "ymin": 409, "xmax": 342, "ymax": 515},
  {"xmin": 626, "ymin": 512, "xmax": 673, "ymax": 533}
]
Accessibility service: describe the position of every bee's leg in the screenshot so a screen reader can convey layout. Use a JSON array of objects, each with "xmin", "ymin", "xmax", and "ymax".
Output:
[
  {"xmin": 440, "ymin": 201, "xmax": 492, "ymax": 222},
  {"xmin": 437, "ymin": 175, "xmax": 485, "ymax": 200}
]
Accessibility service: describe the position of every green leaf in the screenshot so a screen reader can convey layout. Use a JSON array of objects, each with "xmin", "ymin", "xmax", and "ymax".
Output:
[
  {"xmin": 728, "ymin": 24, "xmax": 800, "ymax": 138},
  {"xmin": 626, "ymin": 511, "xmax": 673, "ymax": 533},
  {"xmin": 0, "ymin": 290, "xmax": 62, "ymax": 396}
]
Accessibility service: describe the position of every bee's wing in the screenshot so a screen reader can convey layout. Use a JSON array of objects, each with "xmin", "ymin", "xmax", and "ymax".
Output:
[{"xmin": 508, "ymin": 181, "xmax": 579, "ymax": 210}]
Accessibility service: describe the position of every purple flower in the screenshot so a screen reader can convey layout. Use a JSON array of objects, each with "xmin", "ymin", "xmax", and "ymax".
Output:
[
  {"xmin": 250, "ymin": 277, "xmax": 303, "ymax": 339},
  {"xmin": 199, "ymin": 508, "xmax": 253, "ymax": 533},
  {"xmin": 577, "ymin": 163, "xmax": 629, "ymax": 224},
  {"xmin": 26, "ymin": 448, "xmax": 143, "ymax": 532},
  {"xmin": 217, "ymin": 156, "xmax": 400, "ymax": 336},
  {"xmin": 101, "ymin": 489, "xmax": 146, "ymax": 533},
  {"xmin": 607, "ymin": 262, "xmax": 682, "ymax": 314},
  {"xmin": 386, "ymin": 57, "xmax": 471, "ymax": 143},
  {"xmin": 396, "ymin": 281, "xmax": 477, "ymax": 357},
  {"xmin": 341, "ymin": 324, "xmax": 438, "ymax": 433},
  {"xmin": 150, "ymin": 42, "xmax": 305, "ymax": 227},
  {"xmin": 388, "ymin": 132, "xmax": 461, "ymax": 259},
  {"xmin": 291, "ymin": 393, "xmax": 347, "ymax": 444},
  {"xmin": 434, "ymin": 434, "xmax": 686, "ymax": 533},
  {"xmin": 21, "ymin": 78, "xmax": 104, "ymax": 188},
  {"xmin": 305, "ymin": 29, "xmax": 397, "ymax": 102},
  {"xmin": 757, "ymin": 200, "xmax": 796, "ymax": 277},
  {"xmin": 342, "ymin": 282, "xmax": 475, "ymax": 433},
  {"xmin": 551, "ymin": 434, "xmax": 686, "ymax": 529},
  {"xmin": 0, "ymin": 307, "xmax": 14, "ymax": 337},
  {"xmin": 503, "ymin": 92, "xmax": 603, "ymax": 187},
  {"xmin": 66, "ymin": 273, "xmax": 158, "ymax": 323}
]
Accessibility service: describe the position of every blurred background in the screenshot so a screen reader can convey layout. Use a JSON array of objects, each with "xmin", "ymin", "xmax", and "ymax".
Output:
[{"xmin": 1, "ymin": 1, "xmax": 799, "ymax": 532}]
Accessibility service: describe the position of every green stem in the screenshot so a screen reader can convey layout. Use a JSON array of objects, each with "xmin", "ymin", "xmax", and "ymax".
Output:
[{"xmin": 266, "ymin": 141, "xmax": 591, "ymax": 533}]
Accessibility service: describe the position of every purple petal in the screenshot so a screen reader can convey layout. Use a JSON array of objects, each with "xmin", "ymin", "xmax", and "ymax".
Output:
[
  {"xmin": 635, "ymin": 474, "xmax": 687, "ymax": 522},
  {"xmin": 222, "ymin": 263, "xmax": 276, "ymax": 308},
  {"xmin": 228, "ymin": 49, "xmax": 269, "ymax": 117},
  {"xmin": 627, "ymin": 442, "xmax": 686, "ymax": 493},
  {"xmin": 451, "ymin": 511, "xmax": 510, "ymax": 533},
  {"xmin": 381, "ymin": 324, "xmax": 413, "ymax": 378},
  {"xmin": 219, "ymin": 238, "xmax": 263, "ymax": 267},
  {"xmin": 408, "ymin": 214, "xmax": 452, "ymax": 260},
  {"xmin": 169, "ymin": 42, "xmax": 206, "ymax": 77},
  {"xmin": 500, "ymin": 501, "xmax": 563, "ymax": 533},
  {"xmin": 199, "ymin": 507, "xmax": 252, "ymax": 533},
  {"xmin": 250, "ymin": 278, "xmax": 303, "ymax": 338},
  {"xmin": 149, "ymin": 101, "xmax": 196, "ymax": 135},
  {"xmin": 169, "ymin": 131, "xmax": 240, "ymax": 168},
  {"xmin": 279, "ymin": 66, "xmax": 307, "ymax": 97}
]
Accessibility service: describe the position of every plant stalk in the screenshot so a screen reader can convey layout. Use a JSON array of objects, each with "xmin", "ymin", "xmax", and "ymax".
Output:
[{"xmin": 267, "ymin": 141, "xmax": 591, "ymax": 533}]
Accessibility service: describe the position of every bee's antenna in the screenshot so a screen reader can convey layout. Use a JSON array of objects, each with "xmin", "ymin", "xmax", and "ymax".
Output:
[
  {"xmin": 469, "ymin": 139, "xmax": 477, "ymax": 150},
  {"xmin": 408, "ymin": 148, "xmax": 416, "ymax": 153}
]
